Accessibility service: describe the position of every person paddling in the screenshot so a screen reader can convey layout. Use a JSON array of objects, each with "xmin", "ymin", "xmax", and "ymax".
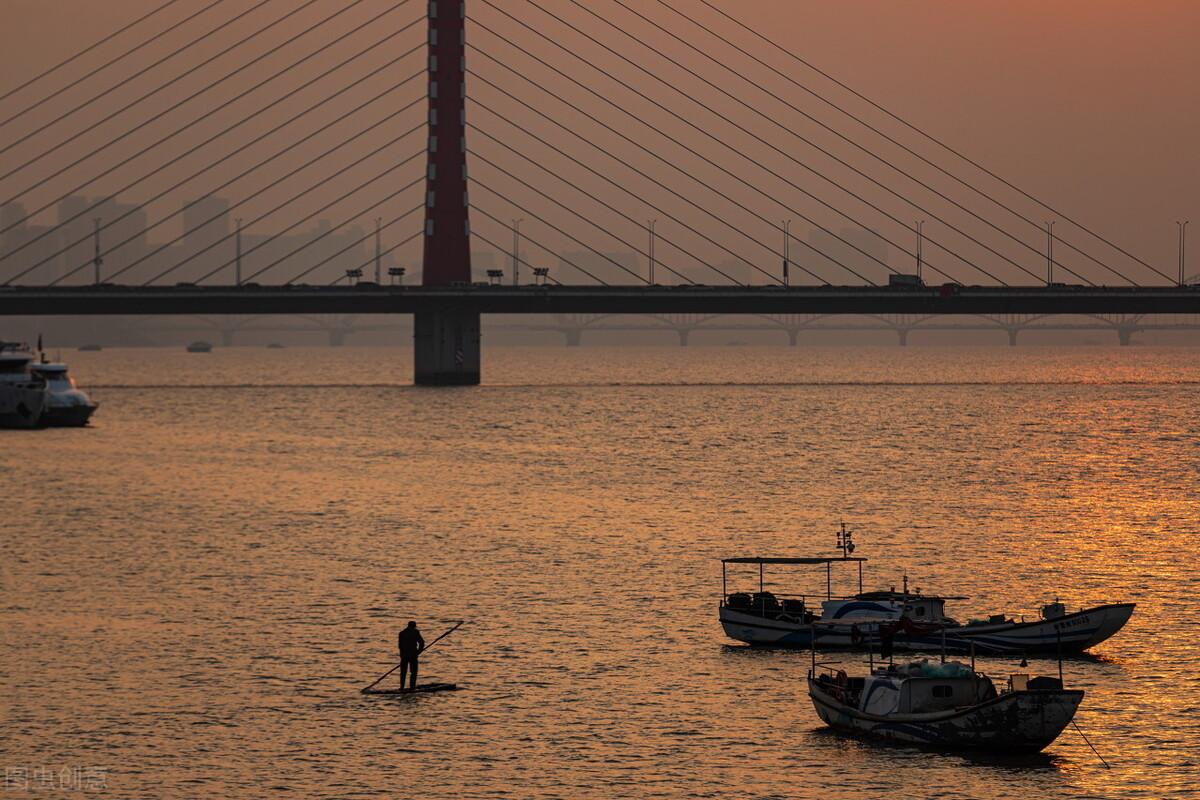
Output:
[{"xmin": 398, "ymin": 621, "xmax": 425, "ymax": 689}]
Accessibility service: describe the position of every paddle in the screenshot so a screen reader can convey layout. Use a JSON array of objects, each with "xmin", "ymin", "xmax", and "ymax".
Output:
[{"xmin": 361, "ymin": 620, "xmax": 465, "ymax": 693}]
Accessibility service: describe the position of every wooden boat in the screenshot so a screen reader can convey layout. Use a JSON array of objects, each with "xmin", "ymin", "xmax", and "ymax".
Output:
[
  {"xmin": 719, "ymin": 548, "xmax": 1133, "ymax": 654},
  {"xmin": 361, "ymin": 683, "xmax": 460, "ymax": 696},
  {"xmin": 808, "ymin": 658, "xmax": 1083, "ymax": 752}
]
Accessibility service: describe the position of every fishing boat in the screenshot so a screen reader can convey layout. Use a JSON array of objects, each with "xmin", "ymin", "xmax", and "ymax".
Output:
[
  {"xmin": 719, "ymin": 528, "xmax": 1134, "ymax": 655},
  {"xmin": 186, "ymin": 341, "xmax": 213, "ymax": 353},
  {"xmin": 807, "ymin": 654, "xmax": 1083, "ymax": 752}
]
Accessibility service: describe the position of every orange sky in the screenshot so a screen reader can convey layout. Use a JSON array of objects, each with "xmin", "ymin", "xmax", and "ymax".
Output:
[{"xmin": 1, "ymin": 1, "xmax": 1197, "ymax": 280}]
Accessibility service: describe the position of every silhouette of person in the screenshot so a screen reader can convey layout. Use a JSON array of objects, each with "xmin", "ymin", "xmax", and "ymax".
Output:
[{"xmin": 398, "ymin": 621, "xmax": 425, "ymax": 689}]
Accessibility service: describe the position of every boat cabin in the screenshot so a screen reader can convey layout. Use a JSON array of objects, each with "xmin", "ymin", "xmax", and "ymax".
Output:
[
  {"xmin": 721, "ymin": 556, "xmax": 867, "ymax": 622},
  {"xmin": 29, "ymin": 363, "xmax": 76, "ymax": 391},
  {"xmin": 816, "ymin": 661, "xmax": 997, "ymax": 715}
]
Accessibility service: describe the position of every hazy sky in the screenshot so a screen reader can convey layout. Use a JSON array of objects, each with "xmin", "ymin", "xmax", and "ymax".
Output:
[{"xmin": 1, "ymin": 1, "xmax": 1197, "ymax": 285}]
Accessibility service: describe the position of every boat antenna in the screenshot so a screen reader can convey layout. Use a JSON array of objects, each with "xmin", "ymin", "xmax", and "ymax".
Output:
[{"xmin": 837, "ymin": 522, "xmax": 855, "ymax": 559}]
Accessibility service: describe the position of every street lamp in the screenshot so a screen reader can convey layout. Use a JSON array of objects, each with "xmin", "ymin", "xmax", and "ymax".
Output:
[
  {"xmin": 648, "ymin": 219, "xmax": 657, "ymax": 285},
  {"xmin": 916, "ymin": 220, "xmax": 924, "ymax": 282},
  {"xmin": 1178, "ymin": 220, "xmax": 1189, "ymax": 287},
  {"xmin": 783, "ymin": 219, "xmax": 791, "ymax": 287},
  {"xmin": 533, "ymin": 267, "xmax": 550, "ymax": 286},
  {"xmin": 92, "ymin": 217, "xmax": 103, "ymax": 285},
  {"xmin": 1045, "ymin": 221, "xmax": 1056, "ymax": 285},
  {"xmin": 388, "ymin": 266, "xmax": 406, "ymax": 286},
  {"xmin": 345, "ymin": 268, "xmax": 363, "ymax": 285},
  {"xmin": 512, "ymin": 218, "xmax": 523, "ymax": 286},
  {"xmin": 486, "ymin": 268, "xmax": 504, "ymax": 286}
]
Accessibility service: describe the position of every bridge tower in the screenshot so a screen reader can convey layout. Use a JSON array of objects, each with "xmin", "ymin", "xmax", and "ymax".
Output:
[{"xmin": 415, "ymin": 0, "xmax": 480, "ymax": 385}]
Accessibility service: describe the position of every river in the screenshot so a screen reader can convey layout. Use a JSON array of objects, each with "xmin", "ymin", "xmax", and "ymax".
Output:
[{"xmin": 4, "ymin": 345, "xmax": 1198, "ymax": 798}]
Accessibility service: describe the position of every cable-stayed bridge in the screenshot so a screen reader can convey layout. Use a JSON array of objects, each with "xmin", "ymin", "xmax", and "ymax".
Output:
[{"xmin": 0, "ymin": 1, "xmax": 1194, "ymax": 383}]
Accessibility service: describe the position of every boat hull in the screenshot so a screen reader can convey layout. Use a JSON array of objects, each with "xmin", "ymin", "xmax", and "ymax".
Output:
[
  {"xmin": 720, "ymin": 603, "xmax": 1134, "ymax": 654},
  {"xmin": 40, "ymin": 402, "xmax": 97, "ymax": 427},
  {"xmin": 808, "ymin": 679, "xmax": 1083, "ymax": 752},
  {"xmin": 0, "ymin": 385, "xmax": 47, "ymax": 429}
]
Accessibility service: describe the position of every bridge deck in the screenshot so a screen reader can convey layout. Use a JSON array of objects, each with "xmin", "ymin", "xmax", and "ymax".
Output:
[{"xmin": 4, "ymin": 284, "xmax": 1200, "ymax": 316}]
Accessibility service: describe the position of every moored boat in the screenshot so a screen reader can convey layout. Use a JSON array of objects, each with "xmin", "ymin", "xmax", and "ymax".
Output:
[
  {"xmin": 29, "ymin": 361, "xmax": 98, "ymax": 427},
  {"xmin": 808, "ymin": 656, "xmax": 1083, "ymax": 752},
  {"xmin": 0, "ymin": 342, "xmax": 48, "ymax": 429},
  {"xmin": 719, "ymin": 528, "xmax": 1134, "ymax": 655},
  {"xmin": 186, "ymin": 341, "xmax": 213, "ymax": 353}
]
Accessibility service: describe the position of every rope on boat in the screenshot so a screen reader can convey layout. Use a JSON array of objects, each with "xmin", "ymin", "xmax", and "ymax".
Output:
[{"xmin": 1071, "ymin": 720, "xmax": 1111, "ymax": 769}]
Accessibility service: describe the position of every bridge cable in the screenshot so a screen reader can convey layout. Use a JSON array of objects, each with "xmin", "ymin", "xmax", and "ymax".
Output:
[
  {"xmin": 469, "ymin": 146, "xmax": 730, "ymax": 286},
  {"xmin": 471, "ymin": 83, "xmax": 874, "ymax": 286},
  {"xmin": 693, "ymin": 0, "xmax": 1167, "ymax": 284},
  {"xmin": 470, "ymin": 119, "xmax": 795, "ymax": 285},
  {"xmin": 470, "ymin": 20, "xmax": 901, "ymax": 286},
  {"xmin": 0, "ymin": 0, "xmax": 383, "ymax": 185},
  {"xmin": 0, "ymin": 0, "xmax": 196, "ymax": 110},
  {"xmin": 0, "ymin": 0, "xmax": 280, "ymax": 165},
  {"xmin": 472, "ymin": 179, "xmax": 653, "ymax": 285},
  {"xmin": 2, "ymin": 32, "xmax": 425, "ymax": 266},
  {"xmin": 467, "ymin": 44, "xmax": 878, "ymax": 286},
  {"xmin": 5, "ymin": 69, "xmax": 424, "ymax": 286},
  {"xmin": 586, "ymin": 0, "xmax": 1107, "ymax": 287},
  {"xmin": 488, "ymin": 0, "xmax": 1003, "ymax": 287},
  {"xmin": 470, "ymin": 203, "xmax": 612, "ymax": 286},
  {"xmin": 51, "ymin": 120, "xmax": 424, "ymax": 286},
  {"xmin": 187, "ymin": 155, "xmax": 426, "ymax": 286}
]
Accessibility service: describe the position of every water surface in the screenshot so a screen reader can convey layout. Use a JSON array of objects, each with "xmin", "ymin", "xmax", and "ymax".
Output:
[{"xmin": 4, "ymin": 345, "xmax": 1199, "ymax": 798}]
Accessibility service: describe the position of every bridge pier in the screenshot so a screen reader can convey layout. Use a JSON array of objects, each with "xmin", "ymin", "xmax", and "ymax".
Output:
[
  {"xmin": 677, "ymin": 329, "xmax": 691, "ymax": 347},
  {"xmin": 564, "ymin": 328, "xmax": 583, "ymax": 347},
  {"xmin": 414, "ymin": 310, "xmax": 481, "ymax": 386},
  {"xmin": 1007, "ymin": 329, "xmax": 1019, "ymax": 347},
  {"xmin": 1117, "ymin": 327, "xmax": 1135, "ymax": 346},
  {"xmin": 328, "ymin": 329, "xmax": 347, "ymax": 347},
  {"xmin": 787, "ymin": 329, "xmax": 799, "ymax": 347},
  {"xmin": 897, "ymin": 329, "xmax": 909, "ymax": 347},
  {"xmin": 220, "ymin": 329, "xmax": 236, "ymax": 347}
]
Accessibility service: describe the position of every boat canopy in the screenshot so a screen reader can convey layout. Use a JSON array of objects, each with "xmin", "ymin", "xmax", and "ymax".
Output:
[{"xmin": 722, "ymin": 556, "xmax": 867, "ymax": 564}]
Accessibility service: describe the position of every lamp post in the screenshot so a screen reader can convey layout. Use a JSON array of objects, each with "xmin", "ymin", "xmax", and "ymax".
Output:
[
  {"xmin": 648, "ymin": 219, "xmax": 657, "ymax": 285},
  {"xmin": 916, "ymin": 220, "xmax": 924, "ymax": 282},
  {"xmin": 1179, "ymin": 220, "xmax": 1189, "ymax": 286},
  {"xmin": 783, "ymin": 219, "xmax": 791, "ymax": 287},
  {"xmin": 374, "ymin": 218, "xmax": 383, "ymax": 284},
  {"xmin": 92, "ymin": 218, "xmax": 103, "ymax": 285},
  {"xmin": 512, "ymin": 218, "xmax": 523, "ymax": 286},
  {"xmin": 235, "ymin": 218, "xmax": 243, "ymax": 286},
  {"xmin": 1046, "ymin": 221, "xmax": 1056, "ymax": 285},
  {"xmin": 388, "ymin": 266, "xmax": 406, "ymax": 286}
]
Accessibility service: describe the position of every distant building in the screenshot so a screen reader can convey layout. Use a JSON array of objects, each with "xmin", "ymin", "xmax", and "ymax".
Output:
[
  {"xmin": 805, "ymin": 227, "xmax": 889, "ymax": 284},
  {"xmin": 1, "ymin": 201, "xmax": 64, "ymax": 285}
]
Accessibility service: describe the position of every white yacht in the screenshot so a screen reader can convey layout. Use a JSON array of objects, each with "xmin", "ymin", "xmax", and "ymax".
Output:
[
  {"xmin": 29, "ymin": 361, "xmax": 98, "ymax": 427},
  {"xmin": 0, "ymin": 342, "xmax": 48, "ymax": 429}
]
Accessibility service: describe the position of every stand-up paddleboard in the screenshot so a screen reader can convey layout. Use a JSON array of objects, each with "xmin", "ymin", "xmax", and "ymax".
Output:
[
  {"xmin": 360, "ymin": 621, "xmax": 467, "ymax": 695},
  {"xmin": 361, "ymin": 683, "xmax": 460, "ymax": 695}
]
